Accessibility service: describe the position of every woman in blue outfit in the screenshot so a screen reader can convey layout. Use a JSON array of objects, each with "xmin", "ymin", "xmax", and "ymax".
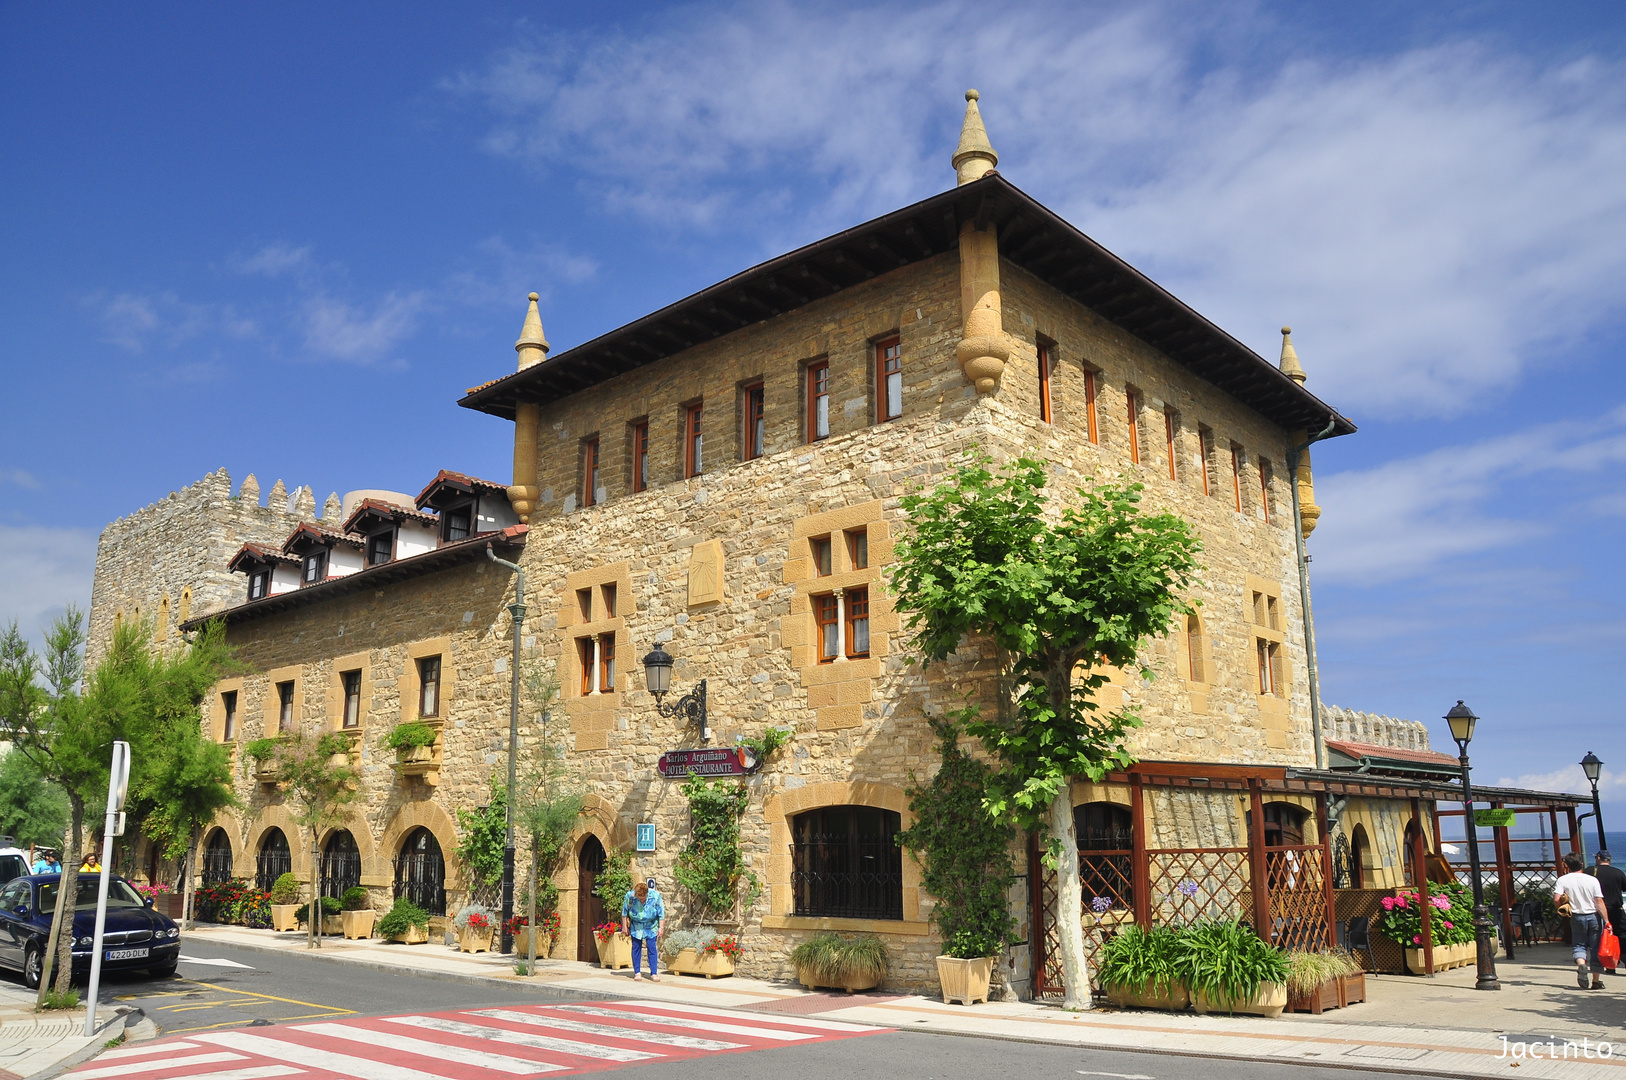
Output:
[{"xmin": 622, "ymin": 879, "xmax": 664, "ymax": 981}]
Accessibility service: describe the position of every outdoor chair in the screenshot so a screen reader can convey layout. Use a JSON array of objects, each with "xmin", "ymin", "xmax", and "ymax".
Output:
[{"xmin": 1513, "ymin": 901, "xmax": 1540, "ymax": 945}]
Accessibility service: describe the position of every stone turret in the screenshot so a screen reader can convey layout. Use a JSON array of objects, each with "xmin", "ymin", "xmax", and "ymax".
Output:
[
  {"xmin": 952, "ymin": 91, "xmax": 1011, "ymax": 395},
  {"xmin": 951, "ymin": 89, "xmax": 998, "ymax": 186},
  {"xmin": 508, "ymin": 293, "xmax": 547, "ymax": 523},
  {"xmin": 1281, "ymin": 327, "xmax": 1321, "ymax": 538}
]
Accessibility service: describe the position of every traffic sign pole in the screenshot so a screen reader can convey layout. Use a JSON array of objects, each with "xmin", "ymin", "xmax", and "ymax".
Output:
[{"xmin": 84, "ymin": 740, "xmax": 131, "ymax": 1037}]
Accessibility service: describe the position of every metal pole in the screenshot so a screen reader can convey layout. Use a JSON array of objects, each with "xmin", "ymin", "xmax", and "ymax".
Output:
[
  {"xmin": 85, "ymin": 740, "xmax": 131, "ymax": 1036},
  {"xmin": 1457, "ymin": 746, "xmax": 1500, "ymax": 990},
  {"xmin": 1286, "ymin": 417, "xmax": 1336, "ymax": 770},
  {"xmin": 1591, "ymin": 780, "xmax": 1607, "ymax": 857},
  {"xmin": 486, "ymin": 546, "xmax": 524, "ymax": 956}
]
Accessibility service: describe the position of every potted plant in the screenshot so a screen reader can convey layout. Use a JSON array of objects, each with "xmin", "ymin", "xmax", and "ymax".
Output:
[
  {"xmin": 386, "ymin": 722, "xmax": 438, "ymax": 774},
  {"xmin": 936, "ymin": 929, "xmax": 1003, "ymax": 1006},
  {"xmin": 268, "ymin": 872, "xmax": 302, "ymax": 932},
  {"xmin": 246, "ymin": 738, "xmax": 281, "ymax": 783},
  {"xmin": 296, "ymin": 896, "xmax": 343, "ymax": 935},
  {"xmin": 663, "ymin": 928, "xmax": 741, "ymax": 979},
  {"xmin": 1178, "ymin": 920, "xmax": 1289, "ymax": 1018},
  {"xmin": 789, "ymin": 933, "xmax": 888, "ymax": 993},
  {"xmin": 594, "ymin": 921, "xmax": 632, "ymax": 969},
  {"xmin": 377, "ymin": 898, "xmax": 431, "ymax": 944},
  {"xmin": 455, "ymin": 904, "xmax": 497, "ymax": 953},
  {"xmin": 1377, "ymin": 884, "xmax": 1477, "ymax": 973},
  {"xmin": 506, "ymin": 911, "xmax": 561, "ymax": 960},
  {"xmin": 1099, "ymin": 925, "xmax": 1189, "ymax": 1011},
  {"xmin": 339, "ymin": 886, "xmax": 375, "ymax": 939},
  {"xmin": 1285, "ymin": 949, "xmax": 1363, "ymax": 1014}
]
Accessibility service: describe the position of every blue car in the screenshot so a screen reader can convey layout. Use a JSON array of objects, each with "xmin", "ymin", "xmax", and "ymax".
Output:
[{"xmin": 0, "ymin": 874, "xmax": 181, "ymax": 988}]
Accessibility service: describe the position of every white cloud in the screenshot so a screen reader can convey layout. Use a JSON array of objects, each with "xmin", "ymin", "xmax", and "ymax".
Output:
[
  {"xmin": 448, "ymin": 2, "xmax": 1626, "ymax": 415},
  {"xmin": 87, "ymin": 291, "xmax": 256, "ymax": 353},
  {"xmin": 0, "ymin": 468, "xmax": 40, "ymax": 490},
  {"xmin": 0, "ymin": 525, "xmax": 97, "ymax": 645},
  {"xmin": 1310, "ymin": 406, "xmax": 1626, "ymax": 582},
  {"xmin": 444, "ymin": 236, "xmax": 599, "ymax": 310},
  {"xmin": 231, "ymin": 242, "xmax": 315, "ymax": 278},
  {"xmin": 301, "ymin": 291, "xmax": 428, "ymax": 364},
  {"xmin": 1499, "ymin": 763, "xmax": 1617, "ymax": 800}
]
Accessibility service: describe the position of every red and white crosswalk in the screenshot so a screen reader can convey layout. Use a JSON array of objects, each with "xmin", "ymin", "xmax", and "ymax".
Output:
[{"xmin": 71, "ymin": 1001, "xmax": 887, "ymax": 1080}]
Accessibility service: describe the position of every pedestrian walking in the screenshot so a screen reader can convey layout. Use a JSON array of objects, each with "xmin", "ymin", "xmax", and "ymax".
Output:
[
  {"xmin": 1556, "ymin": 852, "xmax": 1609, "ymax": 989},
  {"xmin": 1591, "ymin": 851, "xmax": 1626, "ymax": 974},
  {"xmin": 621, "ymin": 879, "xmax": 664, "ymax": 982}
]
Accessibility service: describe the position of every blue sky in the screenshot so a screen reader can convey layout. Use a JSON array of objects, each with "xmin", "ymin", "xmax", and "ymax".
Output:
[{"xmin": 3, "ymin": 2, "xmax": 1624, "ymax": 824}]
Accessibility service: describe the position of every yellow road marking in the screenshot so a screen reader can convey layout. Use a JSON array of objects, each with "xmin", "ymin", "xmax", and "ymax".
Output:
[{"xmin": 190, "ymin": 980, "xmax": 350, "ymax": 1013}]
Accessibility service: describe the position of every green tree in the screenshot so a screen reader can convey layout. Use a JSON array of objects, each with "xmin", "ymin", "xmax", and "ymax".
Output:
[
  {"xmin": 273, "ymin": 730, "xmax": 360, "ymax": 950},
  {"xmin": 0, "ymin": 611, "xmax": 232, "ymax": 1002},
  {"xmin": 890, "ymin": 454, "xmax": 1201, "ymax": 1009},
  {"xmin": 455, "ymin": 784, "xmax": 509, "ymax": 906},
  {"xmin": 512, "ymin": 663, "xmax": 582, "ymax": 974},
  {"xmin": 138, "ymin": 718, "xmax": 240, "ymax": 930},
  {"xmin": 0, "ymin": 749, "xmax": 70, "ymax": 848}
]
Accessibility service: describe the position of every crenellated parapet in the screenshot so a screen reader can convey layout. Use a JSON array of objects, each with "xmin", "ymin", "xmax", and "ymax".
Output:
[{"xmin": 1322, "ymin": 703, "xmax": 1434, "ymax": 752}]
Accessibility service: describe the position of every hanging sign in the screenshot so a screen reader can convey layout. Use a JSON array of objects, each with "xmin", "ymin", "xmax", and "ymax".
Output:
[
  {"xmin": 636, "ymin": 824, "xmax": 656, "ymax": 852},
  {"xmin": 657, "ymin": 747, "xmax": 759, "ymax": 779},
  {"xmin": 1474, "ymin": 808, "xmax": 1516, "ymax": 828}
]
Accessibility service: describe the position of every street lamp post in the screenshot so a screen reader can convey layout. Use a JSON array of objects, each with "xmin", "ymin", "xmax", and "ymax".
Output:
[
  {"xmin": 1581, "ymin": 752, "xmax": 1606, "ymax": 858},
  {"xmin": 486, "ymin": 546, "xmax": 526, "ymax": 955},
  {"xmin": 641, "ymin": 642, "xmax": 709, "ymax": 742},
  {"xmin": 1445, "ymin": 700, "xmax": 1499, "ymax": 991}
]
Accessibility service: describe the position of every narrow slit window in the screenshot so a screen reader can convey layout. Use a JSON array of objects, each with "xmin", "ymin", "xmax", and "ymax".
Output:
[
  {"xmin": 1258, "ymin": 458, "xmax": 1273, "ymax": 523},
  {"xmin": 1198, "ymin": 425, "xmax": 1214, "ymax": 497},
  {"xmin": 1186, "ymin": 616, "xmax": 1205, "ymax": 683},
  {"xmin": 632, "ymin": 422, "xmax": 649, "ymax": 493},
  {"xmin": 583, "ymin": 437, "xmax": 600, "ymax": 507},
  {"xmin": 815, "ymin": 594, "xmax": 839, "ymax": 662},
  {"xmin": 1230, "ymin": 444, "xmax": 1244, "ymax": 512},
  {"xmin": 277, "ymin": 681, "xmax": 296, "ymax": 732},
  {"xmin": 1164, "ymin": 409, "xmax": 1178, "ymax": 481},
  {"xmin": 877, "ymin": 338, "xmax": 902, "ymax": 421},
  {"xmin": 577, "ymin": 588, "xmax": 592, "ymax": 621},
  {"xmin": 577, "ymin": 637, "xmax": 594, "ymax": 696},
  {"xmin": 601, "ymin": 583, "xmax": 617, "ymax": 618},
  {"xmin": 1126, "ymin": 390, "xmax": 1141, "ymax": 464},
  {"xmin": 846, "ymin": 528, "xmax": 868, "ymax": 570},
  {"xmin": 807, "ymin": 361, "xmax": 830, "ymax": 442},
  {"xmin": 222, "ymin": 690, "xmax": 238, "ymax": 741},
  {"xmin": 1084, "ymin": 369, "xmax": 1099, "ymax": 444},
  {"xmin": 811, "ymin": 536, "xmax": 832, "ymax": 576},
  {"xmin": 744, "ymin": 383, "xmax": 765, "ymax": 461},
  {"xmin": 598, "ymin": 633, "xmax": 616, "ymax": 693},
  {"xmin": 342, "ymin": 670, "xmax": 361, "ymax": 728},
  {"xmin": 417, "ymin": 657, "xmax": 441, "ymax": 719},
  {"xmin": 1037, "ymin": 342, "xmax": 1053, "ymax": 424},
  {"xmin": 684, "ymin": 403, "xmax": 704, "ymax": 478},
  {"xmin": 845, "ymin": 587, "xmax": 870, "ymax": 658},
  {"xmin": 1257, "ymin": 639, "xmax": 1274, "ymax": 695}
]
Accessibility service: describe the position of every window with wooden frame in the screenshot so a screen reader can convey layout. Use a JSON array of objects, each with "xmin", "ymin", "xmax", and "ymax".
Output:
[
  {"xmin": 1084, "ymin": 369, "xmax": 1100, "ymax": 444},
  {"xmin": 577, "ymin": 637, "xmax": 595, "ymax": 695},
  {"xmin": 876, "ymin": 337, "xmax": 902, "ymax": 422},
  {"xmin": 366, "ymin": 531, "xmax": 393, "ymax": 566},
  {"xmin": 811, "ymin": 536, "xmax": 832, "ymax": 576},
  {"xmin": 631, "ymin": 421, "xmax": 650, "ymax": 493},
  {"xmin": 1230, "ymin": 443, "xmax": 1244, "ymax": 511},
  {"xmin": 222, "ymin": 690, "xmax": 238, "ymax": 741},
  {"xmin": 442, "ymin": 504, "xmax": 472, "ymax": 542},
  {"xmin": 1037, "ymin": 341, "xmax": 1054, "ymax": 423},
  {"xmin": 277, "ymin": 681, "xmax": 296, "ymax": 732},
  {"xmin": 417, "ymin": 656, "xmax": 441, "ymax": 718},
  {"xmin": 1256, "ymin": 639, "xmax": 1281, "ymax": 696},
  {"xmin": 341, "ymin": 670, "xmax": 362, "ymax": 728},
  {"xmin": 582, "ymin": 437, "xmax": 601, "ymax": 507},
  {"xmin": 1125, "ymin": 389, "xmax": 1141, "ymax": 464},
  {"xmin": 598, "ymin": 633, "xmax": 615, "ymax": 693},
  {"xmin": 1197, "ymin": 425, "xmax": 1215, "ymax": 497},
  {"xmin": 743, "ymin": 382, "xmax": 765, "ymax": 461},
  {"xmin": 806, "ymin": 361, "xmax": 830, "ymax": 442},
  {"xmin": 845, "ymin": 587, "xmax": 870, "ymax": 658},
  {"xmin": 815, "ymin": 594, "xmax": 839, "ymax": 662},
  {"xmin": 601, "ymin": 583, "xmax": 617, "ymax": 618},
  {"xmin": 1257, "ymin": 458, "xmax": 1273, "ymax": 523},
  {"xmin": 576, "ymin": 588, "xmax": 592, "ymax": 621},
  {"xmin": 1164, "ymin": 408, "xmax": 1179, "ymax": 482},
  {"xmin": 302, "ymin": 550, "xmax": 327, "ymax": 585},
  {"xmin": 845, "ymin": 528, "xmax": 868, "ymax": 570},
  {"xmin": 684, "ymin": 402, "xmax": 704, "ymax": 478},
  {"xmin": 249, "ymin": 571, "xmax": 269, "ymax": 601}
]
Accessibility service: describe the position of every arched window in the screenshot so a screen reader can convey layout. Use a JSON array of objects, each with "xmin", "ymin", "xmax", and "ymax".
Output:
[
  {"xmin": 1349, "ymin": 824, "xmax": 1370, "ymax": 889},
  {"xmin": 1262, "ymin": 802, "xmax": 1308, "ymax": 847},
  {"xmin": 1185, "ymin": 614, "xmax": 1206, "ymax": 683},
  {"xmin": 1075, "ymin": 802, "xmax": 1134, "ymax": 913},
  {"xmin": 792, "ymin": 806, "xmax": 902, "ymax": 920},
  {"xmin": 320, "ymin": 829, "xmax": 362, "ymax": 900},
  {"xmin": 156, "ymin": 596, "xmax": 170, "ymax": 641},
  {"xmin": 394, "ymin": 827, "xmax": 446, "ymax": 916},
  {"xmin": 255, "ymin": 828, "xmax": 292, "ymax": 892},
  {"xmin": 202, "ymin": 828, "xmax": 234, "ymax": 884},
  {"xmin": 178, "ymin": 587, "xmax": 192, "ymax": 625}
]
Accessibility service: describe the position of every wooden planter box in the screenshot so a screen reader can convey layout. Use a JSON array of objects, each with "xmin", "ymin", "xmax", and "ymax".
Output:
[
  {"xmin": 668, "ymin": 948, "xmax": 736, "ymax": 979},
  {"xmin": 797, "ymin": 968, "xmax": 883, "ymax": 994},
  {"xmin": 936, "ymin": 955, "xmax": 994, "ymax": 1006},
  {"xmin": 270, "ymin": 904, "xmax": 301, "ymax": 932},
  {"xmin": 1286, "ymin": 978, "xmax": 1341, "ymax": 1015},
  {"xmin": 1338, "ymin": 971, "xmax": 1366, "ymax": 1006},
  {"xmin": 596, "ymin": 932, "xmax": 632, "ymax": 969},
  {"xmin": 341, "ymin": 909, "xmax": 376, "ymax": 939},
  {"xmin": 1106, "ymin": 981, "xmax": 1190, "ymax": 1011},
  {"xmin": 459, "ymin": 927, "xmax": 496, "ymax": 953},
  {"xmin": 387, "ymin": 924, "xmax": 430, "ymax": 945},
  {"xmin": 1193, "ymin": 981, "xmax": 1287, "ymax": 1018}
]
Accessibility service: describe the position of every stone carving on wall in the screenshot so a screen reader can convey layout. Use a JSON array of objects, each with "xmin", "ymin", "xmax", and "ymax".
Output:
[{"xmin": 687, "ymin": 539, "xmax": 724, "ymax": 606}]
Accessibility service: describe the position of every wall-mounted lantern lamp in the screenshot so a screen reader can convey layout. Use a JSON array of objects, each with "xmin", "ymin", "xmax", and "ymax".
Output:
[{"xmin": 642, "ymin": 642, "xmax": 709, "ymax": 742}]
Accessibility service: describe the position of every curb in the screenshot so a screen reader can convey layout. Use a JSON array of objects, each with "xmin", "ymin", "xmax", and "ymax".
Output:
[{"xmin": 27, "ymin": 1007, "xmax": 126, "ymax": 1080}]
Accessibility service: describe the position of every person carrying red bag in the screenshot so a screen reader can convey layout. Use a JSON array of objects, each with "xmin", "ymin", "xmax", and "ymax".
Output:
[{"xmin": 1590, "ymin": 852, "xmax": 1626, "ymax": 975}]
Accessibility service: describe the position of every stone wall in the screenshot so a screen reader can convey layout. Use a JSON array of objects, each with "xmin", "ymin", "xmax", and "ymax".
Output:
[{"xmin": 1322, "ymin": 704, "xmax": 1433, "ymax": 751}]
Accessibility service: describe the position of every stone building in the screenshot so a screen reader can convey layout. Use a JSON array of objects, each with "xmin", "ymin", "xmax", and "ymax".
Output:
[{"xmin": 92, "ymin": 93, "xmax": 1584, "ymax": 994}]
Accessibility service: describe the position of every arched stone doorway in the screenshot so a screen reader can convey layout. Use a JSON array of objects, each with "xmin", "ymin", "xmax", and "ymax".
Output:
[
  {"xmin": 256, "ymin": 828, "xmax": 292, "ymax": 892},
  {"xmin": 576, "ymin": 836, "xmax": 607, "ymax": 962},
  {"xmin": 202, "ymin": 828, "xmax": 234, "ymax": 884},
  {"xmin": 321, "ymin": 830, "xmax": 362, "ymax": 900},
  {"xmin": 394, "ymin": 827, "xmax": 446, "ymax": 916}
]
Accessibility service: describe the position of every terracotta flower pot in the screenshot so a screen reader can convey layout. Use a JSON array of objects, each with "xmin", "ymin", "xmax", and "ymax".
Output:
[
  {"xmin": 595, "ymin": 932, "xmax": 632, "ymax": 969},
  {"xmin": 1105, "ymin": 980, "xmax": 1190, "ymax": 1011},
  {"xmin": 1192, "ymin": 981, "xmax": 1287, "ymax": 1018},
  {"xmin": 341, "ymin": 909, "xmax": 376, "ymax": 939},
  {"xmin": 935, "ymin": 955, "xmax": 995, "ymax": 1006},
  {"xmin": 668, "ymin": 948, "xmax": 735, "ymax": 979},
  {"xmin": 270, "ymin": 904, "xmax": 300, "ymax": 932}
]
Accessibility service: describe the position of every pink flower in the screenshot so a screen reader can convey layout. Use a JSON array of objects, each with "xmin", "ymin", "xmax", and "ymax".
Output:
[
  {"xmin": 1380, "ymin": 897, "xmax": 1396, "ymax": 911},
  {"xmin": 1431, "ymin": 895, "xmax": 1450, "ymax": 910},
  {"xmin": 1395, "ymin": 896, "xmax": 1409, "ymax": 908},
  {"xmin": 1413, "ymin": 935, "xmax": 1423, "ymax": 944},
  {"xmin": 1442, "ymin": 922, "xmax": 1454, "ymax": 929}
]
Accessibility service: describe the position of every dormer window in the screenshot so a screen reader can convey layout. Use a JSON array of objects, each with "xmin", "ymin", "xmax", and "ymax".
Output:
[
  {"xmin": 302, "ymin": 550, "xmax": 327, "ymax": 585},
  {"xmin": 249, "ymin": 571, "xmax": 269, "ymax": 601},
  {"xmin": 443, "ymin": 505, "xmax": 472, "ymax": 542},
  {"xmin": 367, "ymin": 531, "xmax": 394, "ymax": 566}
]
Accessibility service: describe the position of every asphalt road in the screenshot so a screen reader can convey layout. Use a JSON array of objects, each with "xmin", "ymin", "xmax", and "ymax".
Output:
[{"xmin": 32, "ymin": 942, "xmax": 1416, "ymax": 1080}]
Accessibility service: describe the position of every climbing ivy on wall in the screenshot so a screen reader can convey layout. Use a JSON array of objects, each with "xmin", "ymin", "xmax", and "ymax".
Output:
[{"xmin": 674, "ymin": 776, "xmax": 759, "ymax": 919}]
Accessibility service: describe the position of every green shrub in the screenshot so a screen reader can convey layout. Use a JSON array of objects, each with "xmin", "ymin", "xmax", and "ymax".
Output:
[
  {"xmin": 340, "ymin": 886, "xmax": 370, "ymax": 911},
  {"xmin": 267, "ymin": 872, "xmax": 302, "ymax": 905},
  {"xmin": 789, "ymin": 933, "xmax": 888, "ymax": 987},
  {"xmin": 245, "ymin": 737, "xmax": 281, "ymax": 762},
  {"xmin": 384, "ymin": 722, "xmax": 437, "ymax": 750},
  {"xmin": 1173, "ymin": 920, "xmax": 1288, "ymax": 1009},
  {"xmin": 36, "ymin": 989, "xmax": 80, "ymax": 1011},
  {"xmin": 593, "ymin": 848, "xmax": 634, "ymax": 910},
  {"xmin": 294, "ymin": 896, "xmax": 342, "ymax": 922},
  {"xmin": 673, "ymin": 776, "xmax": 758, "ymax": 918},
  {"xmin": 377, "ymin": 898, "xmax": 431, "ymax": 938},
  {"xmin": 737, "ymin": 727, "xmax": 793, "ymax": 764},
  {"xmin": 1097, "ymin": 925, "xmax": 1185, "ymax": 995},
  {"xmin": 1284, "ymin": 949, "xmax": 1362, "ymax": 996}
]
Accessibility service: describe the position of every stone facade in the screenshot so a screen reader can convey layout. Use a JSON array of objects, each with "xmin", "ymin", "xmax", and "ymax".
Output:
[{"xmin": 1323, "ymin": 704, "xmax": 1434, "ymax": 752}]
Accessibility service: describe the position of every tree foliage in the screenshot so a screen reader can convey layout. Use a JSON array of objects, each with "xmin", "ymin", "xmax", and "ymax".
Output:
[
  {"xmin": 674, "ymin": 776, "xmax": 757, "ymax": 919},
  {"xmin": 0, "ymin": 749, "xmax": 69, "ymax": 848},
  {"xmin": 455, "ymin": 783, "xmax": 509, "ymax": 898},
  {"xmin": 272, "ymin": 729, "xmax": 360, "ymax": 949}
]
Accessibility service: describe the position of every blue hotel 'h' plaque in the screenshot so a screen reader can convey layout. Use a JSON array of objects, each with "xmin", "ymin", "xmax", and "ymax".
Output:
[{"xmin": 636, "ymin": 823, "xmax": 656, "ymax": 852}]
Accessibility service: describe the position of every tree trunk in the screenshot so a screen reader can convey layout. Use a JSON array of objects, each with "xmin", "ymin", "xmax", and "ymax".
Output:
[
  {"xmin": 1046, "ymin": 662, "xmax": 1092, "ymax": 1010},
  {"xmin": 308, "ymin": 830, "xmax": 320, "ymax": 950},
  {"xmin": 41, "ymin": 799, "xmax": 84, "ymax": 1004},
  {"xmin": 181, "ymin": 825, "xmax": 200, "ymax": 931},
  {"xmin": 526, "ymin": 835, "xmax": 538, "ymax": 974}
]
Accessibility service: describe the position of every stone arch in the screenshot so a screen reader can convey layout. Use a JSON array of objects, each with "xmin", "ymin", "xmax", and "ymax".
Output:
[
  {"xmin": 249, "ymin": 804, "xmax": 310, "ymax": 879},
  {"xmin": 318, "ymin": 808, "xmax": 383, "ymax": 887},
  {"xmin": 380, "ymin": 799, "xmax": 462, "ymax": 894},
  {"xmin": 554, "ymin": 793, "xmax": 624, "ymax": 963},
  {"xmin": 762, "ymin": 780, "xmax": 923, "ymax": 929},
  {"xmin": 157, "ymin": 595, "xmax": 171, "ymax": 641},
  {"xmin": 205, "ymin": 807, "xmax": 247, "ymax": 876},
  {"xmin": 177, "ymin": 587, "xmax": 192, "ymax": 625}
]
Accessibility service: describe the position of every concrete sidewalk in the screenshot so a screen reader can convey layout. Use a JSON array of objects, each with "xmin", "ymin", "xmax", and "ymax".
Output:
[
  {"xmin": 0, "ymin": 981, "xmax": 129, "ymax": 1080},
  {"xmin": 178, "ymin": 924, "xmax": 1626, "ymax": 1079}
]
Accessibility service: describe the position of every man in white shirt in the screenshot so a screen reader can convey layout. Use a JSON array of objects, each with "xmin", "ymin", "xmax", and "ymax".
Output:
[{"xmin": 1555, "ymin": 853, "xmax": 1609, "ymax": 990}]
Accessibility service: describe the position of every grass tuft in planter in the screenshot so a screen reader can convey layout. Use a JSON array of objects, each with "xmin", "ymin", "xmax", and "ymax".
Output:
[
  {"xmin": 1175, "ymin": 920, "xmax": 1287, "ymax": 1011},
  {"xmin": 1285, "ymin": 949, "xmax": 1361, "ymax": 996},
  {"xmin": 1098, "ymin": 925, "xmax": 1185, "ymax": 997},
  {"xmin": 790, "ymin": 933, "xmax": 888, "ymax": 989}
]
